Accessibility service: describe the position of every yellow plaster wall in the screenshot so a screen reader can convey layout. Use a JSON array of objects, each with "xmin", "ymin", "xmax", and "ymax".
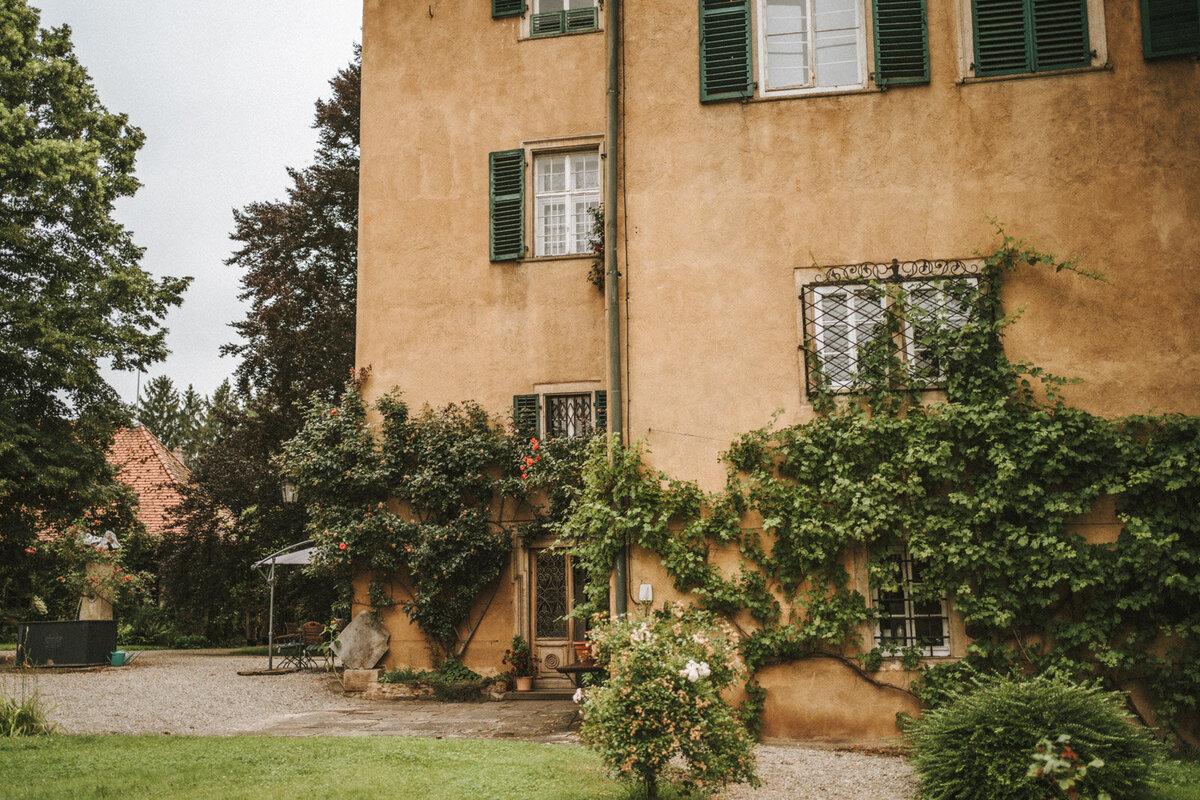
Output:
[
  {"xmin": 755, "ymin": 659, "xmax": 922, "ymax": 742},
  {"xmin": 358, "ymin": 1, "xmax": 608, "ymax": 413},
  {"xmin": 357, "ymin": 0, "xmax": 1199, "ymax": 741},
  {"xmin": 619, "ymin": 0, "xmax": 1200, "ymax": 487},
  {"xmin": 352, "ymin": 562, "xmax": 516, "ymax": 676}
]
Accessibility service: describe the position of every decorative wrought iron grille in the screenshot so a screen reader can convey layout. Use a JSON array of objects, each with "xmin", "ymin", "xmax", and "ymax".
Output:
[
  {"xmin": 873, "ymin": 550, "xmax": 950, "ymax": 656},
  {"xmin": 535, "ymin": 550, "xmax": 568, "ymax": 640},
  {"xmin": 546, "ymin": 393, "xmax": 593, "ymax": 439},
  {"xmin": 799, "ymin": 260, "xmax": 983, "ymax": 395}
]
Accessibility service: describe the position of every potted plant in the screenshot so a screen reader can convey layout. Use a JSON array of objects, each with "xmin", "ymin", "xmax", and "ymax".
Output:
[
  {"xmin": 573, "ymin": 639, "xmax": 594, "ymax": 665},
  {"xmin": 502, "ymin": 635, "xmax": 541, "ymax": 691}
]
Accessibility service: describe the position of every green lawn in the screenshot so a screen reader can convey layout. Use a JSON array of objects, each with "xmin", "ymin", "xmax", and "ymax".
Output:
[
  {"xmin": 1152, "ymin": 758, "xmax": 1200, "ymax": 800},
  {"xmin": 0, "ymin": 735, "xmax": 627, "ymax": 800}
]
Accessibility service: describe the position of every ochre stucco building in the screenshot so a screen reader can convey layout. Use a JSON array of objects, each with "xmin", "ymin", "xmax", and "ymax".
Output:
[{"xmin": 355, "ymin": 0, "xmax": 1200, "ymax": 740}]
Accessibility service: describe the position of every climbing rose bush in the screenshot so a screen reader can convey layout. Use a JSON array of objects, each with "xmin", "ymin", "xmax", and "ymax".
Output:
[{"xmin": 578, "ymin": 604, "xmax": 758, "ymax": 798}]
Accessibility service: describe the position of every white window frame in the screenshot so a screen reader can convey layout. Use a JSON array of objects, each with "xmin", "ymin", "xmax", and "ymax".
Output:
[
  {"xmin": 810, "ymin": 284, "xmax": 887, "ymax": 391},
  {"xmin": 533, "ymin": 150, "xmax": 601, "ymax": 258},
  {"xmin": 755, "ymin": 0, "xmax": 869, "ymax": 96},
  {"xmin": 803, "ymin": 274, "xmax": 980, "ymax": 393},
  {"xmin": 953, "ymin": 0, "xmax": 1108, "ymax": 80},
  {"xmin": 903, "ymin": 278, "xmax": 978, "ymax": 385},
  {"xmin": 872, "ymin": 548, "xmax": 951, "ymax": 658}
]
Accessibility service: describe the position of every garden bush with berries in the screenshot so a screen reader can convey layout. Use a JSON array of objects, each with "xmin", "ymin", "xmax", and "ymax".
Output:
[{"xmin": 904, "ymin": 673, "xmax": 1159, "ymax": 800}]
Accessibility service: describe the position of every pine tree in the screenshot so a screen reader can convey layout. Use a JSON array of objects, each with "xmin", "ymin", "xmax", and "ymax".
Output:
[{"xmin": 135, "ymin": 375, "xmax": 181, "ymax": 447}]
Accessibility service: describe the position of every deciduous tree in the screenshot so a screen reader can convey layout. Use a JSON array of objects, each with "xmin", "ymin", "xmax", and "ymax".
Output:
[{"xmin": 0, "ymin": 0, "xmax": 188, "ymax": 618}]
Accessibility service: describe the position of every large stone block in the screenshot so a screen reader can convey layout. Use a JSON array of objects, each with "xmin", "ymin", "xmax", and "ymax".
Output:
[
  {"xmin": 332, "ymin": 610, "xmax": 389, "ymax": 670},
  {"xmin": 342, "ymin": 668, "xmax": 381, "ymax": 692}
]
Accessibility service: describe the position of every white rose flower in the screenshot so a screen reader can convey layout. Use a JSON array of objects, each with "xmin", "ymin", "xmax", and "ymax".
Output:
[{"xmin": 573, "ymin": 688, "xmax": 584, "ymax": 704}]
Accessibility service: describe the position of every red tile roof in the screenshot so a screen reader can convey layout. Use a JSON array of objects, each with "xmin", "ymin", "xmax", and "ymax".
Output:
[{"xmin": 107, "ymin": 425, "xmax": 193, "ymax": 538}]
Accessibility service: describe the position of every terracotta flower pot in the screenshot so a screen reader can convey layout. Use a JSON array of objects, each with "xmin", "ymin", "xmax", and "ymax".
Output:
[
  {"xmin": 573, "ymin": 641, "xmax": 594, "ymax": 666},
  {"xmin": 515, "ymin": 676, "xmax": 533, "ymax": 691}
]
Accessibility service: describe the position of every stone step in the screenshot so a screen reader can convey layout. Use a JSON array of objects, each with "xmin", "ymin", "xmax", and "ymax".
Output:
[{"xmin": 503, "ymin": 689, "xmax": 575, "ymax": 701}]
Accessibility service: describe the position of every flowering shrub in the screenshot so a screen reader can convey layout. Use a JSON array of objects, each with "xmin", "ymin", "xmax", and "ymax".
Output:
[
  {"xmin": 501, "ymin": 634, "xmax": 540, "ymax": 678},
  {"xmin": 578, "ymin": 604, "xmax": 758, "ymax": 798},
  {"xmin": 44, "ymin": 522, "xmax": 153, "ymax": 611},
  {"xmin": 278, "ymin": 374, "xmax": 594, "ymax": 661}
]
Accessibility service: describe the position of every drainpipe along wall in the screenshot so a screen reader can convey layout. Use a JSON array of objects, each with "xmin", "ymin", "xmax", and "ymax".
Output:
[{"xmin": 605, "ymin": 0, "xmax": 627, "ymax": 617}]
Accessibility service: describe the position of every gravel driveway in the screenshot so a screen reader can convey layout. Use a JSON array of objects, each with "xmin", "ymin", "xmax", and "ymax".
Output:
[{"xmin": 4, "ymin": 650, "xmax": 917, "ymax": 799}]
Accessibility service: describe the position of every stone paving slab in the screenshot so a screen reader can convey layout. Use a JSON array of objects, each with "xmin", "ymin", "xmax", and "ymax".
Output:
[{"xmin": 250, "ymin": 699, "xmax": 581, "ymax": 742}]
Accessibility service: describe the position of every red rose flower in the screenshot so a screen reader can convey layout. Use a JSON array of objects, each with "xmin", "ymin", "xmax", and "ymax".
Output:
[
  {"xmin": 330, "ymin": 408, "xmax": 339, "ymax": 416},
  {"xmin": 524, "ymin": 457, "xmax": 535, "ymax": 466},
  {"xmin": 339, "ymin": 542, "xmax": 348, "ymax": 550}
]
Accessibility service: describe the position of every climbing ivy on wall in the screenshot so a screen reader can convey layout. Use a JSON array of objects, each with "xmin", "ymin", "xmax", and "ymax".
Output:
[
  {"xmin": 561, "ymin": 231, "xmax": 1200, "ymax": 744},
  {"xmin": 279, "ymin": 369, "xmax": 591, "ymax": 662}
]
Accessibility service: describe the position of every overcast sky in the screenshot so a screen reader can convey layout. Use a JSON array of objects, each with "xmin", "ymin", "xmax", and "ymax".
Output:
[{"xmin": 32, "ymin": 1, "xmax": 363, "ymax": 405}]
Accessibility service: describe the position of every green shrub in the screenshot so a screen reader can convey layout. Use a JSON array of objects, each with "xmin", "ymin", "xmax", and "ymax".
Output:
[
  {"xmin": 434, "ymin": 656, "xmax": 481, "ymax": 683},
  {"xmin": 905, "ymin": 674, "xmax": 1159, "ymax": 800},
  {"xmin": 1, "ymin": 693, "xmax": 57, "ymax": 737},
  {"xmin": 376, "ymin": 658, "xmax": 491, "ymax": 701},
  {"xmin": 429, "ymin": 657, "xmax": 489, "ymax": 702},
  {"xmin": 170, "ymin": 633, "xmax": 208, "ymax": 650},
  {"xmin": 377, "ymin": 666, "xmax": 429, "ymax": 685}
]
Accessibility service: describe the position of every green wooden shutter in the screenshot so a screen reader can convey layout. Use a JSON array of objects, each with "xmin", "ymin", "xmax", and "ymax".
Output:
[
  {"xmin": 493, "ymin": 0, "xmax": 526, "ymax": 19},
  {"xmin": 699, "ymin": 0, "xmax": 754, "ymax": 102},
  {"xmin": 514, "ymin": 394, "xmax": 539, "ymax": 439},
  {"xmin": 593, "ymin": 390, "xmax": 607, "ymax": 433},
  {"xmin": 531, "ymin": 10, "xmax": 566, "ymax": 35},
  {"xmin": 1030, "ymin": 0, "xmax": 1090, "ymax": 71},
  {"xmin": 973, "ymin": 0, "xmax": 1034, "ymax": 75},
  {"xmin": 565, "ymin": 6, "xmax": 599, "ymax": 32},
  {"xmin": 973, "ymin": 0, "xmax": 1089, "ymax": 75},
  {"xmin": 873, "ymin": 0, "xmax": 930, "ymax": 86},
  {"xmin": 1141, "ymin": 0, "xmax": 1200, "ymax": 57},
  {"xmin": 490, "ymin": 150, "xmax": 524, "ymax": 262}
]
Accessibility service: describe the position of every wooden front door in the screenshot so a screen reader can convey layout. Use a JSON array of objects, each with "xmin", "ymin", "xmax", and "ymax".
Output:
[{"xmin": 530, "ymin": 549, "xmax": 586, "ymax": 678}]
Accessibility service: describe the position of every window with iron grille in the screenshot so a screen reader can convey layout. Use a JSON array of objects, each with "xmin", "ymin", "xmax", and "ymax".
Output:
[
  {"xmin": 545, "ymin": 393, "xmax": 594, "ymax": 439},
  {"xmin": 513, "ymin": 389, "xmax": 607, "ymax": 440},
  {"xmin": 800, "ymin": 263, "xmax": 982, "ymax": 395},
  {"xmin": 873, "ymin": 549, "xmax": 950, "ymax": 657}
]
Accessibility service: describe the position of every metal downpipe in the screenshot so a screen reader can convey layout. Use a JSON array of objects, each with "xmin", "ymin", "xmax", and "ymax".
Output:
[{"xmin": 605, "ymin": 0, "xmax": 627, "ymax": 617}]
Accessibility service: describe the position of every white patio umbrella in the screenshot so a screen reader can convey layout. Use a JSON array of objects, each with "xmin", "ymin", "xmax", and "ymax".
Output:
[{"xmin": 252, "ymin": 540, "xmax": 317, "ymax": 669}]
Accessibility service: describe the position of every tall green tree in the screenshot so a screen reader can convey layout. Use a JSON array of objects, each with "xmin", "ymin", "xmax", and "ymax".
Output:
[
  {"xmin": 162, "ymin": 50, "xmax": 359, "ymax": 640},
  {"xmin": 0, "ymin": 0, "xmax": 188, "ymax": 618},
  {"xmin": 135, "ymin": 375, "xmax": 182, "ymax": 445},
  {"xmin": 176, "ymin": 385, "xmax": 208, "ymax": 464}
]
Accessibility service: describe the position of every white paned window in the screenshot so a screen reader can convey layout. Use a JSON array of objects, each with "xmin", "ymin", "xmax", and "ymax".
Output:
[
  {"xmin": 811, "ymin": 284, "xmax": 887, "ymax": 389},
  {"xmin": 905, "ymin": 279, "xmax": 977, "ymax": 383},
  {"xmin": 534, "ymin": 151, "xmax": 599, "ymax": 257},
  {"xmin": 759, "ymin": 0, "xmax": 866, "ymax": 93},
  {"xmin": 873, "ymin": 549, "xmax": 950, "ymax": 657}
]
